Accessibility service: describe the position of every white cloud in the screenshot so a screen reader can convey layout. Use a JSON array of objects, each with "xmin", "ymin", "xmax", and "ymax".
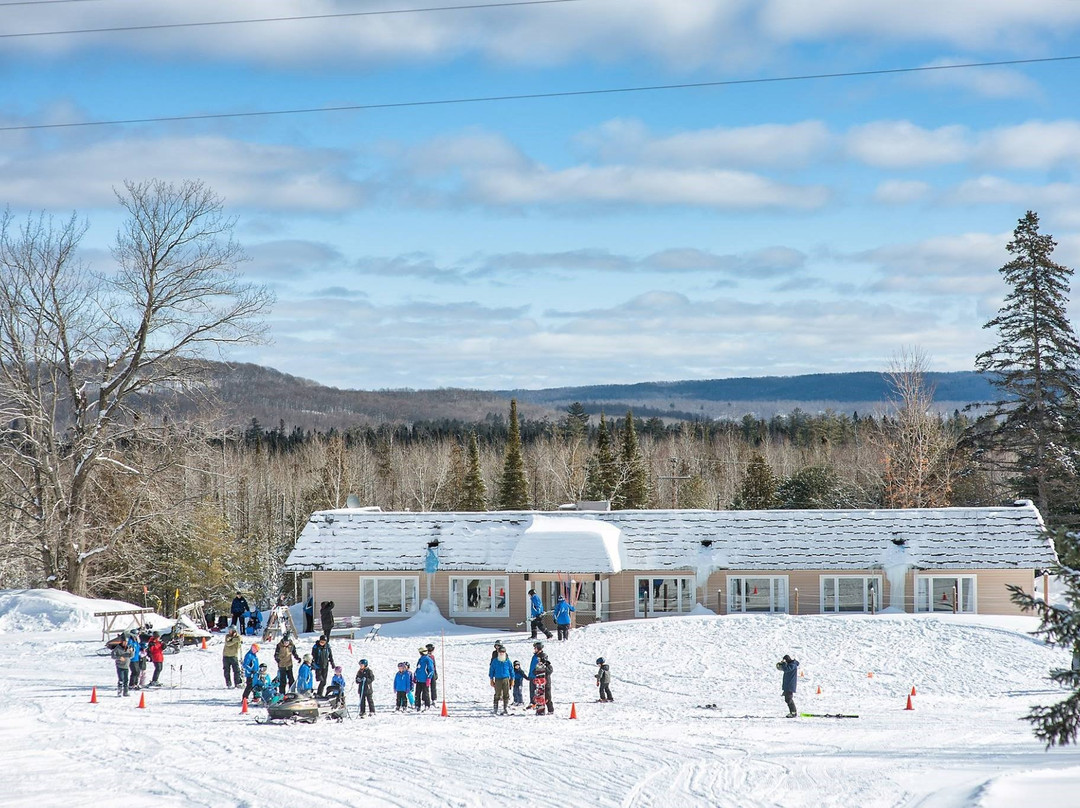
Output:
[
  {"xmin": 976, "ymin": 121, "xmax": 1080, "ymax": 169},
  {"xmin": 846, "ymin": 232, "xmax": 1009, "ymax": 296},
  {"xmin": 578, "ymin": 119, "xmax": 831, "ymax": 169},
  {"xmin": 948, "ymin": 175, "xmax": 1080, "ymax": 206},
  {"xmin": 874, "ymin": 180, "xmax": 931, "ymax": 204},
  {"xmin": 917, "ymin": 58, "xmax": 1042, "ymax": 100},
  {"xmin": 847, "ymin": 121, "xmax": 969, "ymax": 168},
  {"xmin": 0, "ymin": 135, "xmax": 363, "ymax": 211}
]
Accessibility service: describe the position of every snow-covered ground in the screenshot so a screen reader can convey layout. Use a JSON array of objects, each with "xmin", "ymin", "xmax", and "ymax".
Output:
[{"xmin": 2, "ymin": 589, "xmax": 1079, "ymax": 808}]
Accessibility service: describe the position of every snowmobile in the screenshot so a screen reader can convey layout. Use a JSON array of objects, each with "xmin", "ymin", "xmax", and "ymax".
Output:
[{"xmin": 257, "ymin": 687, "xmax": 348, "ymax": 724}]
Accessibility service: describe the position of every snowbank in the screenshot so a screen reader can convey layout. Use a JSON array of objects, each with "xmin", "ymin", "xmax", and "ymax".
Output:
[
  {"xmin": 376, "ymin": 598, "xmax": 491, "ymax": 638},
  {"xmin": 0, "ymin": 588, "xmax": 143, "ymax": 634}
]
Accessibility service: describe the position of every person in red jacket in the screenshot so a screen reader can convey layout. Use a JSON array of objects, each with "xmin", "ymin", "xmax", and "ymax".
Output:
[{"xmin": 146, "ymin": 631, "xmax": 165, "ymax": 687}]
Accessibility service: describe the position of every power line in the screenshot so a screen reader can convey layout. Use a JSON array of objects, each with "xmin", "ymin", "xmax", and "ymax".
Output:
[
  {"xmin": 0, "ymin": 0, "xmax": 107, "ymax": 6},
  {"xmin": 0, "ymin": 0, "xmax": 583, "ymax": 39},
  {"xmin": 1, "ymin": 54, "xmax": 1077, "ymax": 133}
]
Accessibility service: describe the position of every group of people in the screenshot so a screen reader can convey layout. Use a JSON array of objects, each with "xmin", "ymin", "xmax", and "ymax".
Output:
[{"xmin": 109, "ymin": 628, "xmax": 167, "ymax": 696}]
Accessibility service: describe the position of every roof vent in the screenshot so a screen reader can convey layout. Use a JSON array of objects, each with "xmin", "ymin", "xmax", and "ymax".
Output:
[
  {"xmin": 891, "ymin": 536, "xmax": 906, "ymax": 546},
  {"xmin": 1013, "ymin": 499, "xmax": 1034, "ymax": 507},
  {"xmin": 576, "ymin": 500, "xmax": 611, "ymax": 512}
]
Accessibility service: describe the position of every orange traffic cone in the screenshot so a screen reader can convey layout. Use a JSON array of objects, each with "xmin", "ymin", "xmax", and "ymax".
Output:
[
  {"xmin": 137, "ymin": 692, "xmax": 146, "ymax": 709},
  {"xmin": 240, "ymin": 697, "xmax": 249, "ymax": 714},
  {"xmin": 569, "ymin": 702, "xmax": 577, "ymax": 720},
  {"xmin": 799, "ymin": 670, "xmax": 805, "ymax": 678},
  {"xmin": 90, "ymin": 687, "xmax": 98, "ymax": 704},
  {"xmin": 440, "ymin": 700, "xmax": 448, "ymax": 717},
  {"xmin": 816, "ymin": 686, "xmax": 822, "ymax": 695},
  {"xmin": 201, "ymin": 637, "xmax": 208, "ymax": 650},
  {"xmin": 910, "ymin": 686, "xmax": 917, "ymax": 696},
  {"xmin": 905, "ymin": 695, "xmax": 914, "ymax": 711},
  {"xmin": 867, "ymin": 672, "xmax": 874, "ymax": 678}
]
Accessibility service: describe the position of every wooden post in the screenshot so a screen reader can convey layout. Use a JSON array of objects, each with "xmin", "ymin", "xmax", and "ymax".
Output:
[
  {"xmin": 952, "ymin": 584, "xmax": 958, "ymax": 614},
  {"xmin": 793, "ymin": 588, "xmax": 799, "ymax": 615},
  {"xmin": 1044, "ymin": 571, "xmax": 1051, "ymax": 610}
]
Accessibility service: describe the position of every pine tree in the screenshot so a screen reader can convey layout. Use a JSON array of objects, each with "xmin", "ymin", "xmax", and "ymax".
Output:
[
  {"xmin": 615, "ymin": 410, "xmax": 649, "ymax": 509},
  {"xmin": 460, "ymin": 431, "xmax": 487, "ymax": 511},
  {"xmin": 562, "ymin": 401, "xmax": 590, "ymax": 439},
  {"xmin": 972, "ymin": 211, "xmax": 1080, "ymax": 525},
  {"xmin": 731, "ymin": 453, "xmax": 778, "ymax": 509},
  {"xmin": 1008, "ymin": 532, "xmax": 1080, "ymax": 746},
  {"xmin": 584, "ymin": 412, "xmax": 618, "ymax": 502},
  {"xmin": 496, "ymin": 399, "xmax": 529, "ymax": 510}
]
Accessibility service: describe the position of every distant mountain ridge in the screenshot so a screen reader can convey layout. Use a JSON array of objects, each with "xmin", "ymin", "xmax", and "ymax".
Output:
[{"xmin": 190, "ymin": 363, "xmax": 994, "ymax": 429}]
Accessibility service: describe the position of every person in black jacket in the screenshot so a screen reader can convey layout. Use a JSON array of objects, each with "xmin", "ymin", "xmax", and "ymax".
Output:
[
  {"xmin": 319, "ymin": 600, "xmax": 335, "ymax": 638},
  {"xmin": 355, "ymin": 659, "xmax": 375, "ymax": 717},
  {"xmin": 230, "ymin": 593, "xmax": 249, "ymax": 631},
  {"xmin": 311, "ymin": 635, "xmax": 336, "ymax": 697}
]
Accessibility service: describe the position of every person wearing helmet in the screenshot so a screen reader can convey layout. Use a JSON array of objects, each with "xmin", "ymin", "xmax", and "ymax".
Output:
[
  {"xmin": 512, "ymin": 660, "xmax": 526, "ymax": 707},
  {"xmin": 528, "ymin": 589, "xmax": 553, "ymax": 640},
  {"xmin": 297, "ymin": 654, "xmax": 314, "ymax": 696},
  {"xmin": 552, "ymin": 594, "xmax": 575, "ymax": 641},
  {"xmin": 111, "ymin": 635, "xmax": 134, "ymax": 697},
  {"xmin": 355, "ymin": 659, "xmax": 375, "ymax": 717},
  {"xmin": 425, "ymin": 643, "xmax": 439, "ymax": 700},
  {"xmin": 393, "ymin": 662, "xmax": 412, "ymax": 711},
  {"xmin": 251, "ymin": 663, "xmax": 272, "ymax": 705},
  {"xmin": 595, "ymin": 657, "xmax": 613, "ymax": 702},
  {"xmin": 414, "ymin": 647, "xmax": 434, "ymax": 710},
  {"xmin": 489, "ymin": 644, "xmax": 514, "ymax": 714},
  {"xmin": 528, "ymin": 641, "xmax": 553, "ymax": 714},
  {"xmin": 241, "ymin": 643, "xmax": 261, "ymax": 702},
  {"xmin": 146, "ymin": 631, "xmax": 165, "ymax": 687},
  {"xmin": 311, "ymin": 635, "xmax": 336, "ymax": 698}
]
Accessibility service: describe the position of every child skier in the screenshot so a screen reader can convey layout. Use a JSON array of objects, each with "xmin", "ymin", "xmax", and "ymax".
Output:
[
  {"xmin": 251, "ymin": 663, "xmax": 274, "ymax": 705},
  {"xmin": 393, "ymin": 662, "xmax": 411, "ymax": 711},
  {"xmin": 595, "ymin": 657, "xmax": 614, "ymax": 702},
  {"xmin": 355, "ymin": 659, "xmax": 375, "ymax": 717},
  {"xmin": 512, "ymin": 660, "xmax": 526, "ymax": 707},
  {"xmin": 777, "ymin": 654, "xmax": 799, "ymax": 717},
  {"xmin": 297, "ymin": 654, "xmax": 314, "ymax": 696},
  {"xmin": 331, "ymin": 665, "xmax": 346, "ymax": 695},
  {"xmin": 111, "ymin": 636, "xmax": 134, "ymax": 696},
  {"xmin": 241, "ymin": 643, "xmax": 261, "ymax": 702}
]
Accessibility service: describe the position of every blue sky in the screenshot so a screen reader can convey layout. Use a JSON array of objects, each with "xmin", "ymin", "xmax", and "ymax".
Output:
[{"xmin": 4, "ymin": 0, "xmax": 1080, "ymax": 390}]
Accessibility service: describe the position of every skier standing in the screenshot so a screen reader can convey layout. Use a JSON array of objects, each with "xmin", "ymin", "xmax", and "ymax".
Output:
[
  {"xmin": 512, "ymin": 660, "xmax": 526, "ymax": 707},
  {"xmin": 275, "ymin": 633, "xmax": 301, "ymax": 694},
  {"xmin": 355, "ymin": 659, "xmax": 375, "ymax": 717},
  {"xmin": 241, "ymin": 643, "xmax": 261, "ymax": 702},
  {"xmin": 223, "ymin": 627, "xmax": 243, "ymax": 688},
  {"xmin": 319, "ymin": 600, "xmax": 335, "ymax": 638},
  {"xmin": 297, "ymin": 655, "xmax": 314, "ymax": 696},
  {"xmin": 528, "ymin": 589, "xmax": 553, "ymax": 640},
  {"xmin": 311, "ymin": 635, "xmax": 336, "ymax": 697},
  {"xmin": 393, "ymin": 662, "xmax": 412, "ymax": 711},
  {"xmin": 595, "ymin": 657, "xmax": 614, "ymax": 702},
  {"xmin": 126, "ymin": 630, "xmax": 145, "ymax": 691},
  {"xmin": 552, "ymin": 595, "xmax": 575, "ymax": 641},
  {"xmin": 529, "ymin": 641, "xmax": 554, "ymax": 714},
  {"xmin": 230, "ymin": 592, "xmax": 249, "ymax": 631},
  {"xmin": 111, "ymin": 637, "xmax": 133, "ymax": 697},
  {"xmin": 777, "ymin": 654, "xmax": 799, "ymax": 718},
  {"xmin": 489, "ymin": 645, "xmax": 514, "ymax": 714},
  {"xmin": 146, "ymin": 632, "xmax": 165, "ymax": 687},
  {"xmin": 425, "ymin": 642, "xmax": 439, "ymax": 700},
  {"xmin": 414, "ymin": 647, "xmax": 434, "ymax": 710},
  {"xmin": 331, "ymin": 665, "xmax": 346, "ymax": 694}
]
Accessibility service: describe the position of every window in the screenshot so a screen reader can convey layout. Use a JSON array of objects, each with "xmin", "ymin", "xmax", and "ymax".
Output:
[
  {"xmin": 635, "ymin": 576, "xmax": 695, "ymax": 616},
  {"xmin": 360, "ymin": 577, "xmax": 418, "ymax": 615},
  {"xmin": 450, "ymin": 577, "xmax": 510, "ymax": 616},
  {"xmin": 820, "ymin": 576, "xmax": 882, "ymax": 613},
  {"xmin": 916, "ymin": 576, "xmax": 976, "ymax": 613},
  {"xmin": 727, "ymin": 576, "xmax": 788, "ymax": 613}
]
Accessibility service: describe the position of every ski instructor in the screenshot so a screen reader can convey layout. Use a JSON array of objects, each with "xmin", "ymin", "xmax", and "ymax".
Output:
[
  {"xmin": 528, "ymin": 589, "xmax": 552, "ymax": 640},
  {"xmin": 776, "ymin": 654, "xmax": 799, "ymax": 718}
]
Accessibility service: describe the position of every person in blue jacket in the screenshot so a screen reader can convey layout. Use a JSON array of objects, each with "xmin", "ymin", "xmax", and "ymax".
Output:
[
  {"xmin": 297, "ymin": 655, "xmax": 314, "ymax": 696},
  {"xmin": 393, "ymin": 662, "xmax": 413, "ymax": 711},
  {"xmin": 241, "ymin": 642, "xmax": 261, "ymax": 702},
  {"xmin": 528, "ymin": 640, "xmax": 554, "ymax": 714},
  {"xmin": 512, "ymin": 660, "xmax": 526, "ymax": 707},
  {"xmin": 777, "ymin": 654, "xmax": 799, "ymax": 717},
  {"xmin": 414, "ymin": 647, "xmax": 435, "ymax": 710},
  {"xmin": 552, "ymin": 594, "xmax": 575, "ymax": 641},
  {"xmin": 529, "ymin": 589, "xmax": 553, "ymax": 640},
  {"xmin": 126, "ymin": 630, "xmax": 144, "ymax": 691},
  {"xmin": 488, "ymin": 644, "xmax": 514, "ymax": 714},
  {"xmin": 251, "ymin": 664, "xmax": 274, "ymax": 705}
]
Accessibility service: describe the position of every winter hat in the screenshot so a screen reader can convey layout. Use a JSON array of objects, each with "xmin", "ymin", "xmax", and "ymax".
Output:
[
  {"xmin": 334, "ymin": 666, "xmax": 342, "ymax": 673},
  {"xmin": 596, "ymin": 657, "xmax": 605, "ymax": 665},
  {"xmin": 398, "ymin": 662, "xmax": 406, "ymax": 668},
  {"xmin": 513, "ymin": 660, "xmax": 521, "ymax": 667},
  {"xmin": 557, "ymin": 595, "xmax": 565, "ymax": 601},
  {"xmin": 251, "ymin": 643, "xmax": 260, "ymax": 652},
  {"xmin": 533, "ymin": 641, "xmax": 544, "ymax": 649},
  {"xmin": 528, "ymin": 588, "xmax": 536, "ymax": 595},
  {"xmin": 418, "ymin": 646, "xmax": 427, "ymax": 654},
  {"xmin": 258, "ymin": 663, "xmax": 267, "ymax": 670},
  {"xmin": 359, "ymin": 659, "xmax": 368, "ymax": 666},
  {"xmin": 425, "ymin": 643, "xmax": 435, "ymax": 651},
  {"xmin": 303, "ymin": 654, "xmax": 312, "ymax": 664}
]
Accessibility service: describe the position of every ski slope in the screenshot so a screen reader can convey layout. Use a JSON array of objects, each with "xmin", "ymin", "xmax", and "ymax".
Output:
[{"xmin": 1, "ymin": 589, "xmax": 1078, "ymax": 807}]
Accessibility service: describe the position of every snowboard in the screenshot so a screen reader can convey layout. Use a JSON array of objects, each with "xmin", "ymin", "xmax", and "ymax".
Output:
[{"xmin": 533, "ymin": 673, "xmax": 547, "ymax": 714}]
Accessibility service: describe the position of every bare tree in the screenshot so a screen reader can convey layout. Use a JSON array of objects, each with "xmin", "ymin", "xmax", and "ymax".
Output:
[
  {"xmin": 0, "ymin": 179, "xmax": 272, "ymax": 595},
  {"xmin": 878, "ymin": 348, "xmax": 959, "ymax": 508}
]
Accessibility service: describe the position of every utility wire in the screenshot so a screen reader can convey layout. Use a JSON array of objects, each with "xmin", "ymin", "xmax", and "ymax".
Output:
[
  {"xmin": 1, "ymin": 54, "xmax": 1077, "ymax": 133},
  {"xmin": 0, "ymin": 0, "xmax": 107, "ymax": 5},
  {"xmin": 0, "ymin": 0, "xmax": 583, "ymax": 38}
]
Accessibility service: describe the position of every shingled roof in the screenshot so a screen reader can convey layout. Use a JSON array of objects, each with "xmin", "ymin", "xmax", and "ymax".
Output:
[{"xmin": 284, "ymin": 501, "xmax": 1054, "ymax": 574}]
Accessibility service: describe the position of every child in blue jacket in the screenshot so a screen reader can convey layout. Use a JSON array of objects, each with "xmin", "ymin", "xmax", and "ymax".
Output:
[
  {"xmin": 512, "ymin": 660, "xmax": 526, "ymax": 706},
  {"xmin": 393, "ymin": 662, "xmax": 412, "ymax": 711},
  {"xmin": 297, "ymin": 655, "xmax": 314, "ymax": 696}
]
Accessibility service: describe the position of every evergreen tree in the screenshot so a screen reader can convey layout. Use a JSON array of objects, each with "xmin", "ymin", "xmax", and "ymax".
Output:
[
  {"xmin": 460, "ymin": 431, "xmax": 487, "ymax": 511},
  {"xmin": 731, "ymin": 453, "xmax": 778, "ymax": 509},
  {"xmin": 615, "ymin": 409, "xmax": 649, "ymax": 509},
  {"xmin": 776, "ymin": 465, "xmax": 850, "ymax": 509},
  {"xmin": 1008, "ymin": 531, "xmax": 1080, "ymax": 746},
  {"xmin": 562, "ymin": 401, "xmax": 590, "ymax": 439},
  {"xmin": 584, "ymin": 411, "xmax": 618, "ymax": 502},
  {"xmin": 972, "ymin": 211, "xmax": 1080, "ymax": 525},
  {"xmin": 496, "ymin": 399, "xmax": 529, "ymax": 509}
]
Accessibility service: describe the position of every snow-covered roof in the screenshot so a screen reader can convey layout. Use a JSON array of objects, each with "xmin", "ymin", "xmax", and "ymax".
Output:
[{"xmin": 284, "ymin": 501, "xmax": 1055, "ymax": 574}]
